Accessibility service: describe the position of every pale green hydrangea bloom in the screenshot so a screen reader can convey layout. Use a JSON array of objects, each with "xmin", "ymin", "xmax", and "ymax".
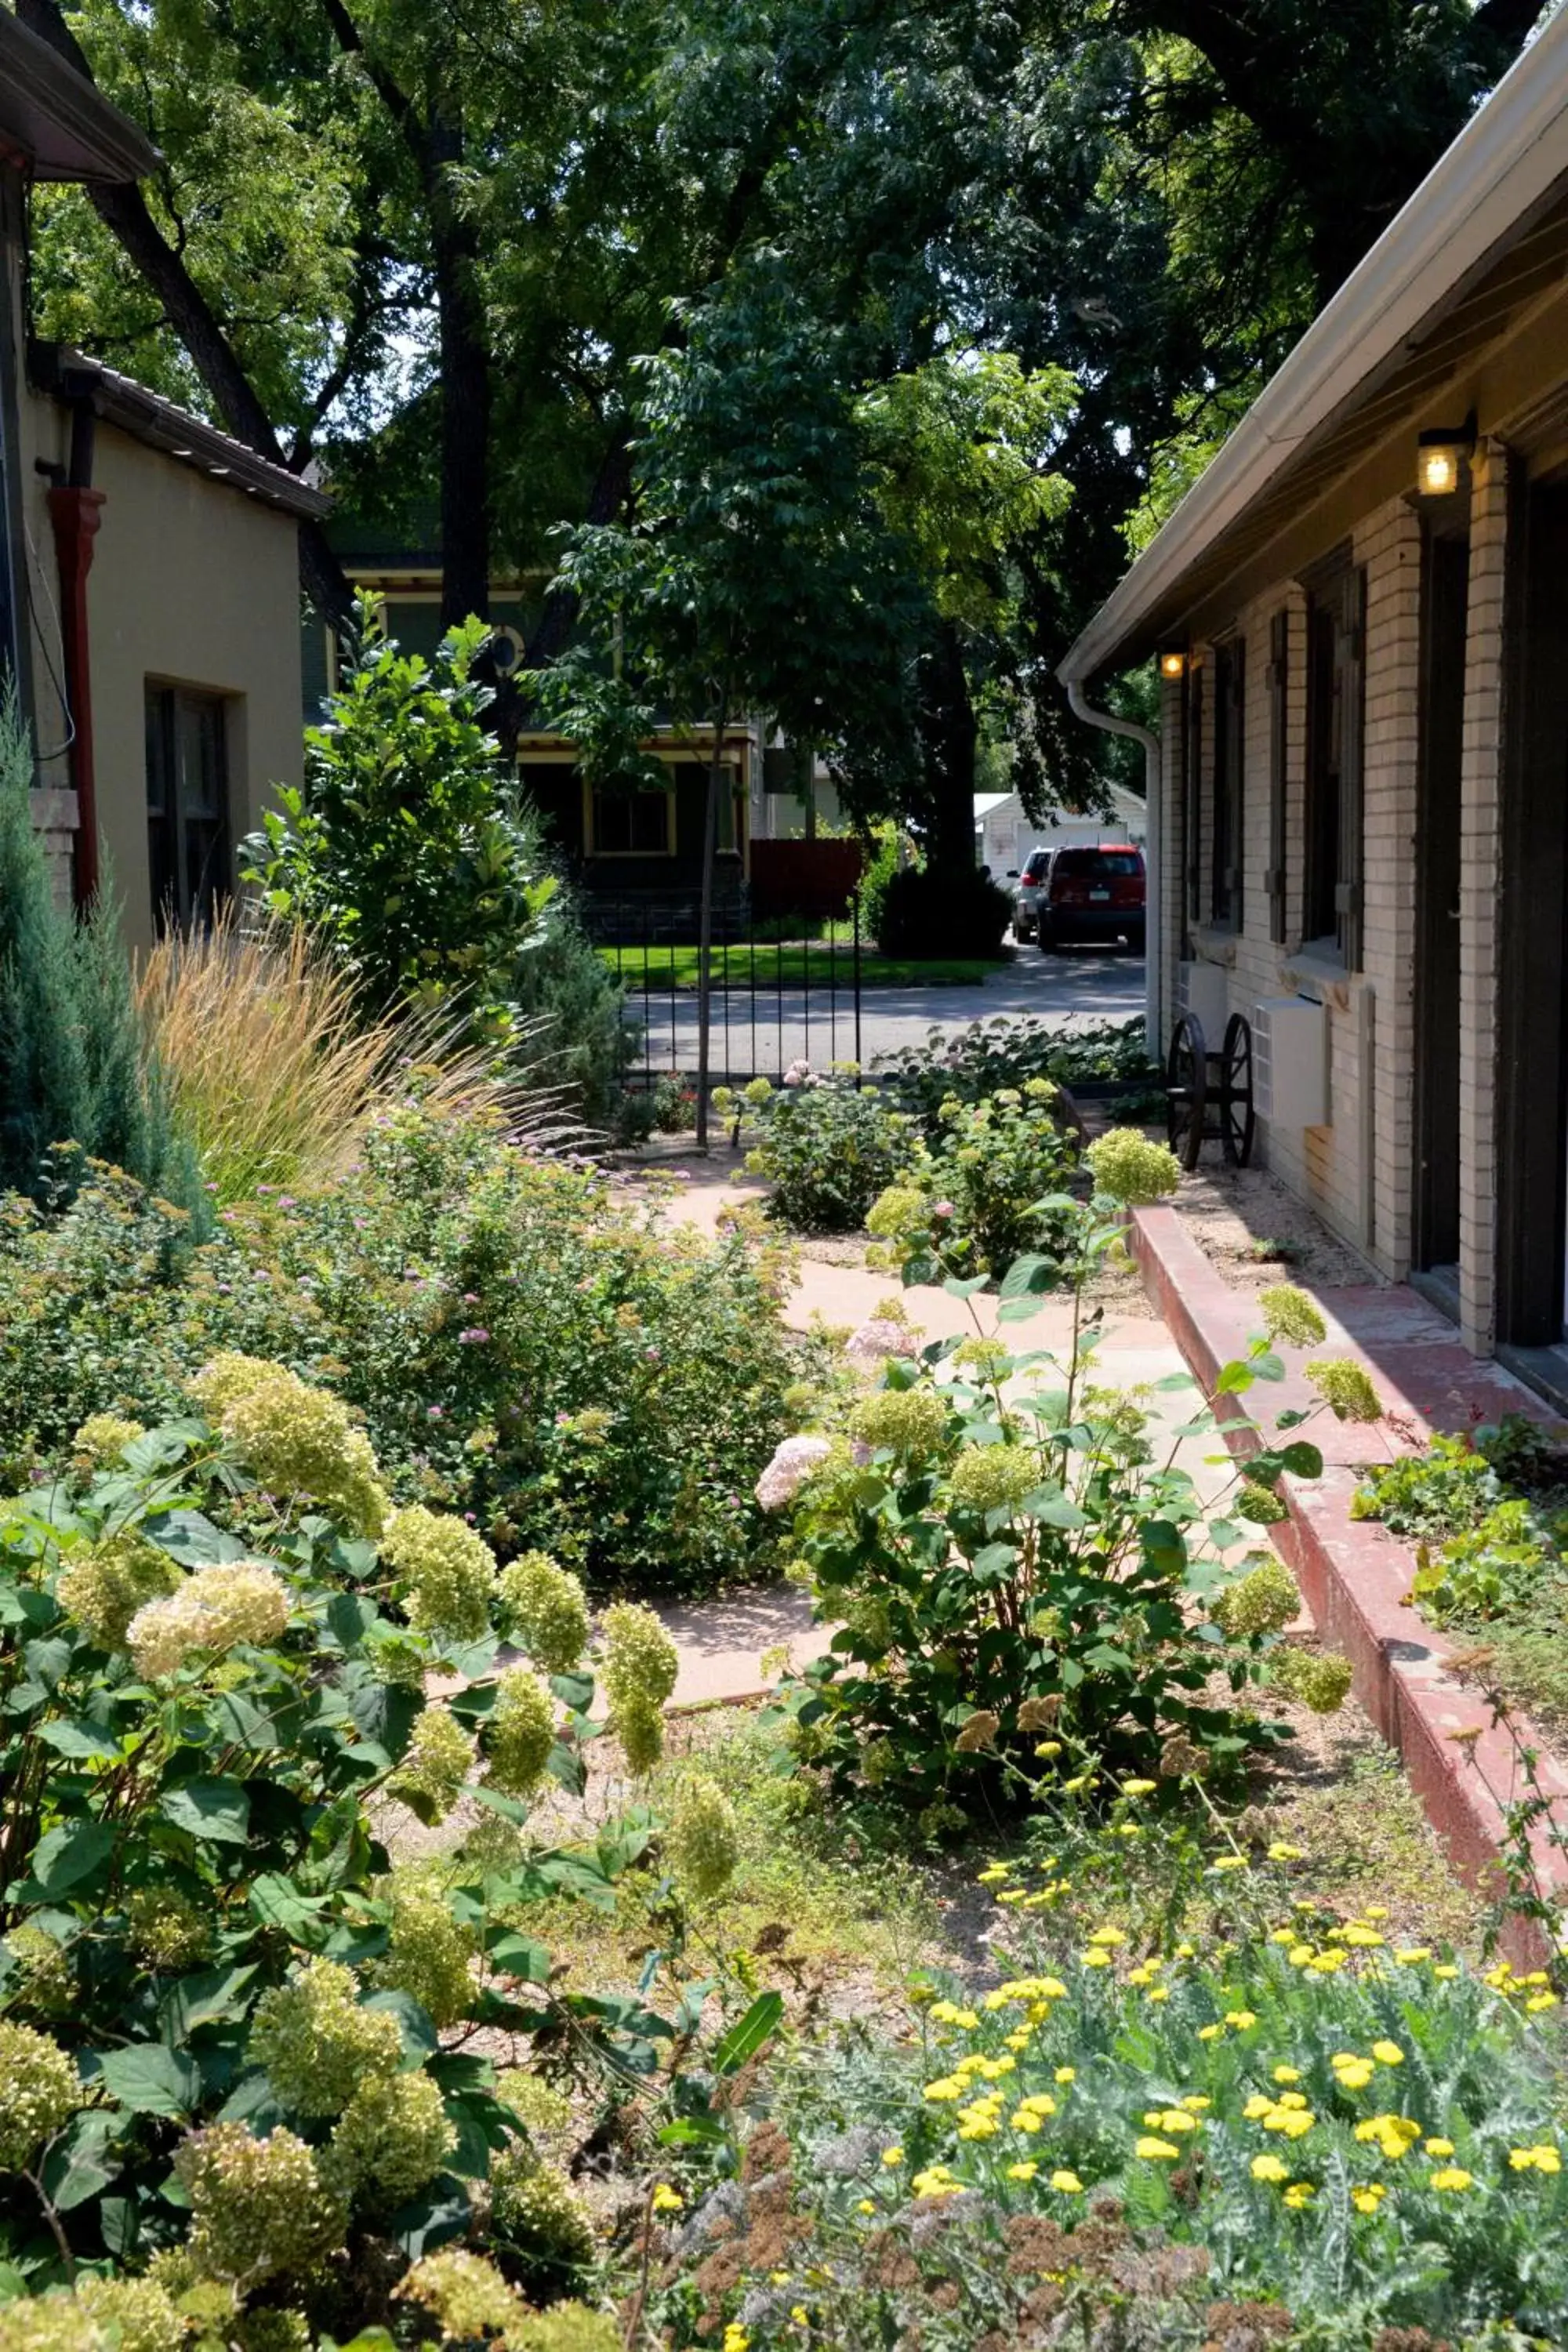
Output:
[
  {"xmin": 0, "ymin": 2299, "xmax": 113, "ymax": 2352},
  {"xmin": 325, "ymin": 2068, "xmax": 456, "ymax": 2208},
  {"xmin": 499, "ymin": 1550, "xmax": 590, "ymax": 1672},
  {"xmin": 498, "ymin": 2071, "xmax": 574, "ymax": 2138},
  {"xmin": 600, "ymin": 1602, "xmax": 677, "ymax": 1774},
  {"xmin": 617, "ymin": 1697, "xmax": 665, "ymax": 1774},
  {"xmin": 1210, "ymin": 1557, "xmax": 1300, "ymax": 1637},
  {"xmin": 947, "ymin": 1443, "xmax": 1038, "ymax": 1516},
  {"xmin": 1305, "ymin": 1357, "xmax": 1383, "ymax": 1422},
  {"xmin": 510, "ymin": 2309, "xmax": 623, "ymax": 2352},
  {"xmin": 866, "ymin": 1184, "xmax": 929, "ymax": 1239},
  {"xmin": 490, "ymin": 2143, "xmax": 597, "ymax": 2267},
  {"xmin": 388, "ymin": 1704, "xmax": 476, "ymax": 1825},
  {"xmin": 485, "ymin": 1666, "xmax": 557, "ymax": 1798},
  {"xmin": 75, "ymin": 2276, "xmax": 185, "ymax": 2352},
  {"xmin": 125, "ymin": 1886, "xmax": 211, "ymax": 1969},
  {"xmin": 1237, "ymin": 1480, "xmax": 1290, "ymax": 1525},
  {"xmin": 126, "ymin": 1562, "xmax": 290, "ymax": 1681},
  {"xmin": 56, "ymin": 1530, "xmax": 182, "ymax": 1650},
  {"xmin": 1271, "ymin": 1645, "xmax": 1355, "ymax": 1713},
  {"xmin": 249, "ymin": 1956, "xmax": 402, "ymax": 2117},
  {"xmin": 371, "ymin": 1880, "xmax": 474, "ymax": 2027},
  {"xmin": 70, "ymin": 1412, "xmax": 145, "ymax": 1468},
  {"xmin": 383, "ymin": 1504, "xmax": 498, "ymax": 1640},
  {"xmin": 187, "ymin": 1351, "xmax": 281, "ymax": 1421},
  {"xmin": 666, "ymin": 1773, "xmax": 740, "ymax": 1901},
  {"xmin": 222, "ymin": 1370, "xmax": 388, "ymax": 1534},
  {"xmin": 176, "ymin": 2121, "xmax": 346, "ymax": 2287},
  {"xmin": 1258, "ymin": 1283, "xmax": 1327, "ymax": 1348},
  {"xmin": 2, "ymin": 1926, "xmax": 72, "ymax": 2016},
  {"xmin": 848, "ymin": 1383, "xmax": 948, "ymax": 1461},
  {"xmin": 1084, "ymin": 1127, "xmax": 1183, "ymax": 1206},
  {"xmin": 395, "ymin": 2248, "xmax": 521, "ymax": 2339},
  {"xmin": 0, "ymin": 2022, "xmax": 80, "ymax": 2171}
]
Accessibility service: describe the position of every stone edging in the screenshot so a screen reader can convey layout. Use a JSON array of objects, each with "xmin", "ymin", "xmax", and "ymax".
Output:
[{"xmin": 1128, "ymin": 1203, "xmax": 1568, "ymax": 1958}]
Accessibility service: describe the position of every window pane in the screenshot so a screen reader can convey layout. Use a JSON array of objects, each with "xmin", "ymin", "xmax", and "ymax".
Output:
[
  {"xmin": 173, "ymin": 692, "xmax": 230, "ymax": 926},
  {"xmin": 144, "ymin": 688, "xmax": 177, "ymax": 932}
]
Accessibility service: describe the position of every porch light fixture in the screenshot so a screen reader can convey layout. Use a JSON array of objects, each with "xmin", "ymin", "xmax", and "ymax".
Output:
[
  {"xmin": 1416, "ymin": 416, "xmax": 1475, "ymax": 499},
  {"xmin": 1158, "ymin": 648, "xmax": 1187, "ymax": 679}
]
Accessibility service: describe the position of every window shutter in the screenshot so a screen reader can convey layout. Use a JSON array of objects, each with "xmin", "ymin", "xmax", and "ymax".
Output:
[
  {"xmin": 1185, "ymin": 662, "xmax": 1203, "ymax": 929},
  {"xmin": 1266, "ymin": 612, "xmax": 1288, "ymax": 943},
  {"xmin": 1336, "ymin": 569, "xmax": 1367, "ymax": 972},
  {"xmin": 1227, "ymin": 640, "xmax": 1244, "ymax": 929}
]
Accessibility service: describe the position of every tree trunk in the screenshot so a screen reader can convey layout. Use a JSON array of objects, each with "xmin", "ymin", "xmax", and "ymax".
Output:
[
  {"xmin": 695, "ymin": 678, "xmax": 733, "ymax": 1151},
  {"xmin": 917, "ymin": 621, "xmax": 978, "ymax": 879},
  {"xmin": 426, "ymin": 116, "xmax": 490, "ymax": 631}
]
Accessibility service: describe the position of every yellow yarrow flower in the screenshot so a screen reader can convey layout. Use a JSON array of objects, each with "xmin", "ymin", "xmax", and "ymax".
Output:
[
  {"xmin": 1250, "ymin": 2154, "xmax": 1290, "ymax": 2182},
  {"xmin": 1135, "ymin": 2136, "xmax": 1181, "ymax": 2161},
  {"xmin": 1054, "ymin": 2067, "xmax": 1076, "ymax": 2084},
  {"xmin": 1273, "ymin": 2067, "xmax": 1302, "ymax": 2085},
  {"xmin": 1371, "ymin": 2042, "xmax": 1405, "ymax": 2067},
  {"xmin": 1087, "ymin": 1926, "xmax": 1125, "ymax": 1947},
  {"xmin": 1007, "ymin": 2161, "xmax": 1039, "ymax": 2182},
  {"xmin": 1429, "ymin": 2167, "xmax": 1474, "ymax": 2191},
  {"xmin": 1511, "ymin": 2144, "xmax": 1563, "ymax": 2173},
  {"xmin": 881, "ymin": 2147, "xmax": 903, "ymax": 2166},
  {"xmin": 1283, "ymin": 2183, "xmax": 1316, "ymax": 2208},
  {"xmin": 1225, "ymin": 2010, "xmax": 1258, "ymax": 2031},
  {"xmin": 1051, "ymin": 2169, "xmax": 1083, "ymax": 2192},
  {"xmin": 1352, "ymin": 2183, "xmax": 1386, "ymax": 2215}
]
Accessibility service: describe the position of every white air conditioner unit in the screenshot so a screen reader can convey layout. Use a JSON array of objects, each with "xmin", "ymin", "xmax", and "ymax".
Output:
[
  {"xmin": 1254, "ymin": 996, "xmax": 1330, "ymax": 1127},
  {"xmin": 1175, "ymin": 960, "xmax": 1229, "ymax": 1040}
]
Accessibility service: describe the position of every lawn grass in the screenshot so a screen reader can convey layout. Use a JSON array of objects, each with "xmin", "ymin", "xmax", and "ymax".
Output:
[{"xmin": 597, "ymin": 940, "xmax": 1007, "ymax": 989}]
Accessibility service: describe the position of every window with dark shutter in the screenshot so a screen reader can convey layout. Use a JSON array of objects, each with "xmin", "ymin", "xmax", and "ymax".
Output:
[
  {"xmin": 144, "ymin": 684, "xmax": 230, "ymax": 932},
  {"xmin": 1212, "ymin": 638, "xmax": 1244, "ymax": 929},
  {"xmin": 1265, "ymin": 611, "xmax": 1288, "ymax": 943},
  {"xmin": 1185, "ymin": 660, "xmax": 1204, "ymax": 931},
  {"xmin": 1303, "ymin": 564, "xmax": 1366, "ymax": 967}
]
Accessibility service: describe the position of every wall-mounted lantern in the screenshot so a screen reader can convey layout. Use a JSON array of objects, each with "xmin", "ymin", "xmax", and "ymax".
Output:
[
  {"xmin": 1416, "ymin": 416, "xmax": 1475, "ymax": 499},
  {"xmin": 1158, "ymin": 648, "xmax": 1187, "ymax": 680}
]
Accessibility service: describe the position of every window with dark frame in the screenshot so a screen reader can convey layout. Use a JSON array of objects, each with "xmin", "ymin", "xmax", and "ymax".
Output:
[
  {"xmin": 144, "ymin": 684, "xmax": 230, "ymax": 932},
  {"xmin": 590, "ymin": 783, "xmax": 673, "ymax": 855},
  {"xmin": 1184, "ymin": 660, "xmax": 1204, "ymax": 932},
  {"xmin": 1265, "ymin": 610, "xmax": 1289, "ymax": 944},
  {"xmin": 1302, "ymin": 563, "xmax": 1366, "ymax": 967},
  {"xmin": 1211, "ymin": 637, "xmax": 1244, "ymax": 929}
]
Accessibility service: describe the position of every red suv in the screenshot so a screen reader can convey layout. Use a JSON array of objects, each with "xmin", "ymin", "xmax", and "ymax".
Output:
[{"xmin": 1036, "ymin": 845, "xmax": 1145, "ymax": 955}]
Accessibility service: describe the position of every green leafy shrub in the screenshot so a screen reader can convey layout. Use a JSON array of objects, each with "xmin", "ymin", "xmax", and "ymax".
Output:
[
  {"xmin": 1353, "ymin": 1429, "xmax": 1561, "ymax": 1627},
  {"xmin": 864, "ymin": 1080, "xmax": 1080, "ymax": 1281},
  {"xmin": 0, "ymin": 1359, "xmax": 679, "ymax": 2336},
  {"xmin": 241, "ymin": 600, "xmax": 627, "ymax": 1120},
  {"xmin": 760, "ymin": 1167, "xmax": 1344, "ymax": 1810},
  {"xmin": 1351, "ymin": 1433, "xmax": 1501, "ymax": 1541},
  {"xmin": 739, "ymin": 1073, "xmax": 912, "ymax": 1233},
  {"xmin": 873, "ymin": 863, "xmax": 1013, "ymax": 959},
  {"xmin": 0, "ymin": 1107, "xmax": 798, "ymax": 1595},
  {"xmin": 0, "ymin": 695, "xmax": 199, "ymax": 1214},
  {"xmin": 653, "ymin": 1882, "xmax": 1568, "ymax": 2348},
  {"xmin": 876, "ymin": 1012, "xmax": 1158, "ymax": 1142},
  {"xmin": 1410, "ymin": 1502, "xmax": 1555, "ymax": 1625}
]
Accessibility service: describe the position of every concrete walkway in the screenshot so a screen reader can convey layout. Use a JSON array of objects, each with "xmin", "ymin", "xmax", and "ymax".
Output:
[{"xmin": 650, "ymin": 1167, "xmax": 1273, "ymax": 1705}]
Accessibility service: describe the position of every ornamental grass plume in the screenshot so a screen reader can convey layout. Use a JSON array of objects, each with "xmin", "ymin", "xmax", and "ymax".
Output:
[
  {"xmin": 388, "ymin": 1704, "xmax": 477, "ymax": 1824},
  {"xmin": 175, "ymin": 2122, "xmax": 346, "ymax": 2288},
  {"xmin": 1210, "ymin": 1557, "xmax": 1301, "ymax": 1638},
  {"xmin": 126, "ymin": 1562, "xmax": 290, "ymax": 1681},
  {"xmin": 395, "ymin": 2248, "xmax": 521, "ymax": 2339},
  {"xmin": 370, "ymin": 1878, "xmax": 475, "ymax": 2026},
  {"xmin": 1258, "ymin": 1283, "xmax": 1327, "ymax": 1349},
  {"xmin": 382, "ymin": 1503, "xmax": 498, "ymax": 1639},
  {"xmin": 948, "ymin": 1443, "xmax": 1038, "ymax": 1515},
  {"xmin": 498, "ymin": 1549, "xmax": 590, "ymax": 1671},
  {"xmin": 0, "ymin": 2021, "xmax": 81, "ymax": 2170},
  {"xmin": 56, "ymin": 1529, "xmax": 182, "ymax": 1650},
  {"xmin": 325, "ymin": 2069, "xmax": 456, "ymax": 2209},
  {"xmin": 485, "ymin": 1665, "xmax": 557, "ymax": 1798},
  {"xmin": 248, "ymin": 1956, "xmax": 402, "ymax": 2116},
  {"xmin": 1084, "ymin": 1127, "xmax": 1182, "ymax": 1206},
  {"xmin": 666, "ymin": 1772, "xmax": 741, "ymax": 1901},
  {"xmin": 1305, "ymin": 1358, "xmax": 1383, "ymax": 1423}
]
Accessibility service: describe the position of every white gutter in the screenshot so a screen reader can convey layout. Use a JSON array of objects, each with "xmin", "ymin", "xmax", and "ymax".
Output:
[
  {"xmin": 1058, "ymin": 1, "xmax": 1568, "ymax": 686},
  {"xmin": 1065, "ymin": 681, "xmax": 1163, "ymax": 1049}
]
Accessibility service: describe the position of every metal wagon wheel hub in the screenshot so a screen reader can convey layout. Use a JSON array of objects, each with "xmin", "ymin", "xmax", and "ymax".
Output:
[{"xmin": 1165, "ymin": 1009, "xmax": 1255, "ymax": 1171}]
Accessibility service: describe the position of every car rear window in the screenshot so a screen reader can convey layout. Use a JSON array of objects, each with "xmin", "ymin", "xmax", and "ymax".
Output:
[
  {"xmin": 1051, "ymin": 848, "xmax": 1143, "ymax": 877},
  {"xmin": 1022, "ymin": 851, "xmax": 1051, "ymax": 878}
]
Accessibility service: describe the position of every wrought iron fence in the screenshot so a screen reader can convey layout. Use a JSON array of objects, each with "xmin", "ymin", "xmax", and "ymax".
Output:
[{"xmin": 590, "ymin": 891, "xmax": 864, "ymax": 1092}]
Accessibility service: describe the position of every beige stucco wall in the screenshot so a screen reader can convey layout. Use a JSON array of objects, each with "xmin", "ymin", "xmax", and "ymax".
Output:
[{"xmin": 20, "ymin": 394, "xmax": 304, "ymax": 952}]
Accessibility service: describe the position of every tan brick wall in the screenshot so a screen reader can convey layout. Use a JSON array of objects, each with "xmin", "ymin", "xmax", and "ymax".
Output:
[
  {"xmin": 1456, "ymin": 441, "xmax": 1510, "ymax": 1355},
  {"xmin": 27, "ymin": 786, "xmax": 78, "ymax": 912}
]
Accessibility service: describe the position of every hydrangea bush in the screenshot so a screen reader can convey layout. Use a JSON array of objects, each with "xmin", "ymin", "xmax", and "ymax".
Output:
[
  {"xmin": 864, "ymin": 1080, "xmax": 1080, "ymax": 1283},
  {"xmin": 0, "ymin": 1358, "xmax": 701, "ymax": 2342},
  {"xmin": 760, "ymin": 1149, "xmax": 1363, "ymax": 1817},
  {"xmin": 728, "ymin": 1072, "xmax": 911, "ymax": 1235},
  {"xmin": 0, "ymin": 1107, "xmax": 800, "ymax": 1595}
]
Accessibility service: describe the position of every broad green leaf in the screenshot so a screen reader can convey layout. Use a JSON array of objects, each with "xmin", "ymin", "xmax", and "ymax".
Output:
[
  {"xmin": 387, "ymin": 2181, "xmax": 472, "ymax": 2259},
  {"xmin": 659, "ymin": 2114, "xmax": 727, "ymax": 2145},
  {"xmin": 143, "ymin": 1509, "xmax": 247, "ymax": 1566},
  {"xmin": 942, "ymin": 1274, "xmax": 992, "ymax": 1298},
  {"xmin": 35, "ymin": 1716, "xmax": 122, "ymax": 1762},
  {"xmin": 1214, "ymin": 1361, "xmax": 1255, "ymax": 1396},
  {"xmin": 160, "ymin": 1777, "xmax": 252, "ymax": 1846},
  {"xmin": 487, "ymin": 1930, "xmax": 551, "ymax": 1984},
  {"xmin": 550, "ymin": 1670, "xmax": 594, "ymax": 1713},
  {"xmin": 27, "ymin": 1818, "xmax": 114, "ymax": 1896},
  {"xmin": 362, "ymin": 1988, "xmax": 437, "ymax": 2060},
  {"xmin": 92, "ymin": 2043, "xmax": 203, "ymax": 2118},
  {"xmin": 41, "ymin": 2110, "xmax": 122, "ymax": 2210},
  {"xmin": 248, "ymin": 1871, "xmax": 328, "ymax": 1939},
  {"xmin": 1250, "ymin": 1349, "xmax": 1287, "ymax": 1383},
  {"xmin": 713, "ymin": 1991, "xmax": 784, "ymax": 2074},
  {"xmin": 158, "ymin": 1964, "xmax": 260, "ymax": 2045},
  {"xmin": 1279, "ymin": 1440, "xmax": 1324, "ymax": 1479}
]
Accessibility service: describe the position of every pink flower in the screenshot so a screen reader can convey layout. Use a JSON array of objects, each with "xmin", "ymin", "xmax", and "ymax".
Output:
[
  {"xmin": 933, "ymin": 1201, "xmax": 956, "ymax": 1219},
  {"xmin": 458, "ymin": 1327, "xmax": 491, "ymax": 1345},
  {"xmin": 755, "ymin": 1435, "xmax": 832, "ymax": 1511},
  {"xmin": 845, "ymin": 1318, "xmax": 917, "ymax": 1367}
]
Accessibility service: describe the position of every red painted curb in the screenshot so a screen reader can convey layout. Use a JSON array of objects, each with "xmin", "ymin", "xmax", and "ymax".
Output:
[{"xmin": 1129, "ymin": 1205, "xmax": 1568, "ymax": 1963}]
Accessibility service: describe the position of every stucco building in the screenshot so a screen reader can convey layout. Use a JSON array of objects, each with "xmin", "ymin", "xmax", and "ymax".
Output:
[
  {"xmin": 1, "ymin": 10, "xmax": 324, "ymax": 949},
  {"xmin": 1061, "ymin": 9, "xmax": 1568, "ymax": 1406}
]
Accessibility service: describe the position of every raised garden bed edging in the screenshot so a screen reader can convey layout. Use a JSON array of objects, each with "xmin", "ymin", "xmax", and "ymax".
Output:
[{"xmin": 1128, "ymin": 1203, "xmax": 1568, "ymax": 1962}]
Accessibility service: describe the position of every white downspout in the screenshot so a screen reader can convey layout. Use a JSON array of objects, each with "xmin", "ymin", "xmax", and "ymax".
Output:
[{"xmin": 1064, "ymin": 681, "xmax": 1163, "ymax": 1051}]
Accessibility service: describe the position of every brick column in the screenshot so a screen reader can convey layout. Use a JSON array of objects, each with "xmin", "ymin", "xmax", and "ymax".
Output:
[{"xmin": 1457, "ymin": 441, "xmax": 1510, "ymax": 1356}]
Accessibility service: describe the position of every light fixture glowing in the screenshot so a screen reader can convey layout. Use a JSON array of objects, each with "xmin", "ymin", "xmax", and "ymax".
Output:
[
  {"xmin": 1158, "ymin": 648, "xmax": 1186, "ymax": 680},
  {"xmin": 1417, "ymin": 418, "xmax": 1474, "ymax": 499}
]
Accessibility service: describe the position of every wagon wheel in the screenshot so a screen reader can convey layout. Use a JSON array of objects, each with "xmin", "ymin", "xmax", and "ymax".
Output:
[
  {"xmin": 1220, "ymin": 1011, "xmax": 1257, "ymax": 1167},
  {"xmin": 1166, "ymin": 1013, "xmax": 1207, "ymax": 1170}
]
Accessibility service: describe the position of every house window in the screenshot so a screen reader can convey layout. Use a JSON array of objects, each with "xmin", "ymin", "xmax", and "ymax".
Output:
[
  {"xmin": 144, "ymin": 684, "xmax": 230, "ymax": 931},
  {"xmin": 1184, "ymin": 660, "xmax": 1204, "ymax": 930},
  {"xmin": 1211, "ymin": 637, "xmax": 1244, "ymax": 928},
  {"xmin": 589, "ymin": 782, "xmax": 673, "ymax": 856},
  {"xmin": 1303, "ymin": 564, "xmax": 1365, "ymax": 966}
]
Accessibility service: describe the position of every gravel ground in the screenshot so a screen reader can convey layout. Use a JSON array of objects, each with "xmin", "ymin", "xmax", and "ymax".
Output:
[{"xmin": 1171, "ymin": 1158, "xmax": 1377, "ymax": 1296}]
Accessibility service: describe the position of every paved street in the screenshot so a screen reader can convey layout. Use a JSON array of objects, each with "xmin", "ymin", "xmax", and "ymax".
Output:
[{"xmin": 626, "ymin": 945, "xmax": 1145, "ymax": 1082}]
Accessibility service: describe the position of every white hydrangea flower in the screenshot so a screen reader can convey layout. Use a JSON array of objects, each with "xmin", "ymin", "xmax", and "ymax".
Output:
[
  {"xmin": 126, "ymin": 1563, "xmax": 290, "ymax": 1680},
  {"xmin": 754, "ymin": 1435, "xmax": 832, "ymax": 1511}
]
